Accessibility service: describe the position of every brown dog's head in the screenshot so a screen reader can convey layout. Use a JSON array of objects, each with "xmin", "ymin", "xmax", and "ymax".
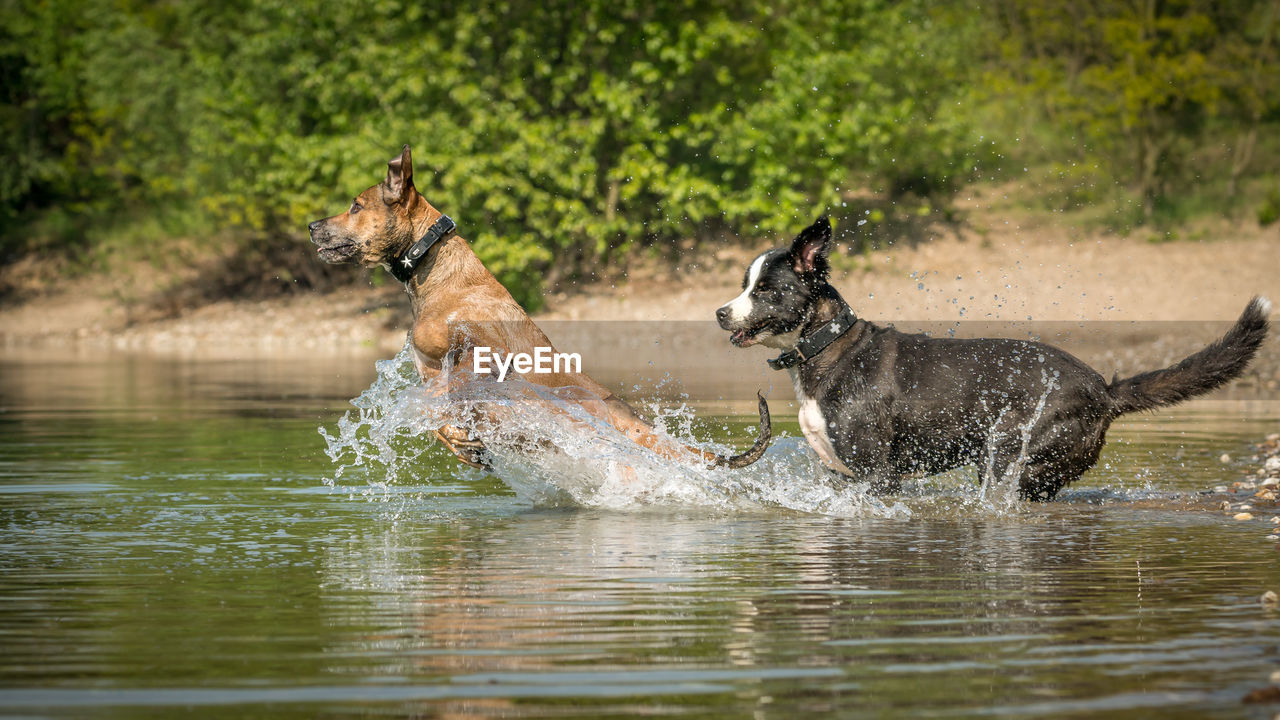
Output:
[{"xmin": 308, "ymin": 145, "xmax": 423, "ymax": 266}]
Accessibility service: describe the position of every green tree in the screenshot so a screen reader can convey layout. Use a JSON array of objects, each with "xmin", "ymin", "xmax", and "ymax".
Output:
[
  {"xmin": 989, "ymin": 0, "xmax": 1280, "ymax": 221},
  {"xmin": 20, "ymin": 0, "xmax": 1278, "ymax": 308}
]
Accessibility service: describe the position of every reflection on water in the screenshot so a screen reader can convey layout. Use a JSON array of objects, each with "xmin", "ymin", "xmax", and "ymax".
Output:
[{"xmin": 1, "ymin": 350, "xmax": 1279, "ymax": 718}]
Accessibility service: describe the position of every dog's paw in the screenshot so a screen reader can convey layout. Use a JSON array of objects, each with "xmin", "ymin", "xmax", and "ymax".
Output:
[
  {"xmin": 455, "ymin": 443, "xmax": 493, "ymax": 471},
  {"xmin": 434, "ymin": 428, "xmax": 493, "ymax": 471}
]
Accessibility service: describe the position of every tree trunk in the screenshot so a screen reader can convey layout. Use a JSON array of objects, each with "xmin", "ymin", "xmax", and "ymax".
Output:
[{"xmin": 1227, "ymin": 127, "xmax": 1257, "ymax": 198}]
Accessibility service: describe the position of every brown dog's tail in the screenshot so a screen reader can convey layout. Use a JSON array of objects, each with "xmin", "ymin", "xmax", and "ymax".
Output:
[
  {"xmin": 1107, "ymin": 297, "xmax": 1270, "ymax": 416},
  {"xmin": 707, "ymin": 392, "xmax": 772, "ymax": 469}
]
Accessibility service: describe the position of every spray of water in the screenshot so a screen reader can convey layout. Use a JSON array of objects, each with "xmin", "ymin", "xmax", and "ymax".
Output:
[
  {"xmin": 320, "ymin": 341, "xmax": 911, "ymax": 518},
  {"xmin": 978, "ymin": 364, "xmax": 1061, "ymax": 512},
  {"xmin": 318, "ymin": 340, "xmax": 1189, "ymax": 518}
]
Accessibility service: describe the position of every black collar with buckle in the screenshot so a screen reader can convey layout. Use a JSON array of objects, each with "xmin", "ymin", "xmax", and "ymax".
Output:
[
  {"xmin": 389, "ymin": 214, "xmax": 457, "ymax": 283},
  {"xmin": 768, "ymin": 306, "xmax": 859, "ymax": 370}
]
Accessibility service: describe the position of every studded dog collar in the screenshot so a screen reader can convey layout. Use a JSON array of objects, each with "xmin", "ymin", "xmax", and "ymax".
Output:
[
  {"xmin": 768, "ymin": 306, "xmax": 859, "ymax": 370},
  {"xmin": 390, "ymin": 214, "xmax": 456, "ymax": 283}
]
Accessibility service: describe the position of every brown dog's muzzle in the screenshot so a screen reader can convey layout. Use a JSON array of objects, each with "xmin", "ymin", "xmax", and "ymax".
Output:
[{"xmin": 308, "ymin": 217, "xmax": 360, "ymax": 264}]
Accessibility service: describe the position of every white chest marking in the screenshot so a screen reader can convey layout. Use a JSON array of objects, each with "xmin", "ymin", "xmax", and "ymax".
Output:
[
  {"xmin": 720, "ymin": 253, "xmax": 768, "ymax": 322},
  {"xmin": 791, "ymin": 370, "xmax": 854, "ymax": 476}
]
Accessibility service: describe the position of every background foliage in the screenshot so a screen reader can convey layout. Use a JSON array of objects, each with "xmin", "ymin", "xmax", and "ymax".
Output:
[{"xmin": 2, "ymin": 0, "xmax": 1277, "ymax": 308}]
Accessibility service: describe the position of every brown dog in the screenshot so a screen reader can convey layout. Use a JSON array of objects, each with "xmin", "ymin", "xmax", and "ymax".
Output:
[{"xmin": 309, "ymin": 145, "xmax": 770, "ymax": 470}]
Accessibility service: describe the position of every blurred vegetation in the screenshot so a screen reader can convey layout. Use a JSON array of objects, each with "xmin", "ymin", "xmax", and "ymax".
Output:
[{"xmin": 2, "ymin": 0, "xmax": 1277, "ymax": 309}]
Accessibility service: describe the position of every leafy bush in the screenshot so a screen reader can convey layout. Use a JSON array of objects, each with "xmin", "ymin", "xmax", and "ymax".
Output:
[
  {"xmin": 1260, "ymin": 188, "xmax": 1280, "ymax": 226},
  {"xmin": 2, "ymin": 0, "xmax": 1277, "ymax": 307},
  {"xmin": 0, "ymin": 0, "xmax": 983, "ymax": 305}
]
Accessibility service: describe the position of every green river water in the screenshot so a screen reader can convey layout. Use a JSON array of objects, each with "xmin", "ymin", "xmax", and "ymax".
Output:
[{"xmin": 2, "ymin": 349, "xmax": 1279, "ymax": 718}]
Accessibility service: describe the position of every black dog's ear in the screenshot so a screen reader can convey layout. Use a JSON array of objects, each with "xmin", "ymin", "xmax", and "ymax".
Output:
[
  {"xmin": 790, "ymin": 216, "xmax": 832, "ymax": 277},
  {"xmin": 383, "ymin": 144, "xmax": 414, "ymax": 204}
]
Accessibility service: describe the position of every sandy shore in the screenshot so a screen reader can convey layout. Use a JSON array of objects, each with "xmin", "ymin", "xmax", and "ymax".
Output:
[
  {"xmin": 540, "ymin": 221, "xmax": 1280, "ymax": 324},
  {"xmin": 3, "ymin": 219, "xmax": 1278, "ymax": 364}
]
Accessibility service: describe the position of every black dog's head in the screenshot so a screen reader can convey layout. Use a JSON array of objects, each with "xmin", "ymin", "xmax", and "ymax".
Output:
[
  {"xmin": 307, "ymin": 145, "xmax": 423, "ymax": 267},
  {"xmin": 715, "ymin": 217, "xmax": 833, "ymax": 348}
]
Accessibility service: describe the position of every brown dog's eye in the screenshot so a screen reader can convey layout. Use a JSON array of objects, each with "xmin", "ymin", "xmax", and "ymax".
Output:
[{"xmin": 350, "ymin": 201, "xmax": 362, "ymax": 215}]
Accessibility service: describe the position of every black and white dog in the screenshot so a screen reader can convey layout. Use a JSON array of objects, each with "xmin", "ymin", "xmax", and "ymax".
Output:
[{"xmin": 716, "ymin": 217, "xmax": 1271, "ymax": 500}]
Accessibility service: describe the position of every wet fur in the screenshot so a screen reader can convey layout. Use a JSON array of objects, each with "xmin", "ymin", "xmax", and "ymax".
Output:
[
  {"xmin": 718, "ymin": 217, "xmax": 1270, "ymax": 500},
  {"xmin": 310, "ymin": 145, "xmax": 770, "ymax": 470}
]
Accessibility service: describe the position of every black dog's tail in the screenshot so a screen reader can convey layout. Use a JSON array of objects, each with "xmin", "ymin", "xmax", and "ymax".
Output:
[
  {"xmin": 711, "ymin": 392, "xmax": 772, "ymax": 469},
  {"xmin": 1107, "ymin": 297, "xmax": 1270, "ymax": 416}
]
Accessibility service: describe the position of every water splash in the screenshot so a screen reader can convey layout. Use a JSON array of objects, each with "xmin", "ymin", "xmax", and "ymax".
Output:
[
  {"xmin": 319, "ymin": 341, "xmax": 911, "ymax": 518},
  {"xmin": 318, "ymin": 343, "xmax": 1182, "ymax": 519},
  {"xmin": 978, "ymin": 363, "xmax": 1060, "ymax": 512},
  {"xmin": 318, "ymin": 347, "xmax": 432, "ymax": 496}
]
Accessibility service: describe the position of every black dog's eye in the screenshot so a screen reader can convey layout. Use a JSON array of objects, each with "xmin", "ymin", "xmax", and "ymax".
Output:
[{"xmin": 350, "ymin": 201, "xmax": 362, "ymax": 215}]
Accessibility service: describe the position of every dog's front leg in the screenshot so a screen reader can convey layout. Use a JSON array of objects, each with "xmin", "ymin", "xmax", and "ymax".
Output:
[
  {"xmin": 416, "ymin": 360, "xmax": 492, "ymax": 470},
  {"xmin": 433, "ymin": 426, "xmax": 490, "ymax": 470}
]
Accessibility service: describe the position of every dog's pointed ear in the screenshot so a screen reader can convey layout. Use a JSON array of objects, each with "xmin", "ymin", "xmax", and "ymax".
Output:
[
  {"xmin": 382, "ymin": 144, "xmax": 414, "ymax": 204},
  {"xmin": 790, "ymin": 216, "xmax": 832, "ymax": 277}
]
